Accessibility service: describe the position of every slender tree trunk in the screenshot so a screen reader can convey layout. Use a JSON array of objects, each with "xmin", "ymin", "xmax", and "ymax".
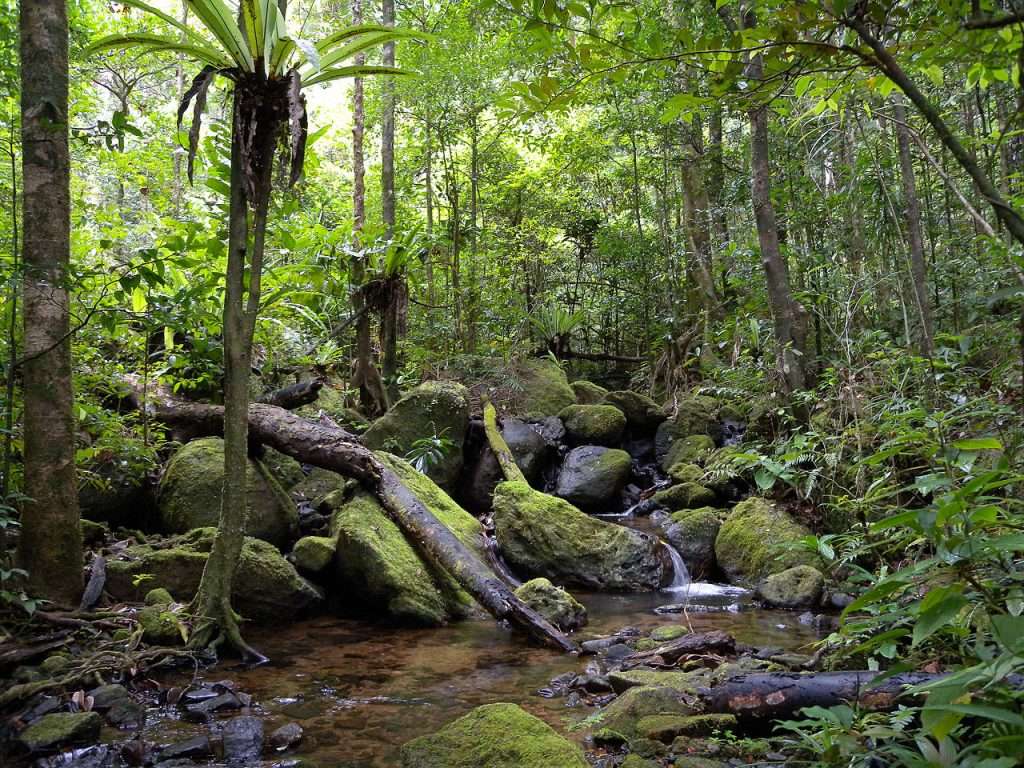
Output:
[
  {"xmin": 380, "ymin": 0, "xmax": 400, "ymax": 405},
  {"xmin": 708, "ymin": 106, "xmax": 730, "ymax": 252},
  {"xmin": 17, "ymin": 0, "xmax": 82, "ymax": 605},
  {"xmin": 679, "ymin": 156, "xmax": 722, "ymax": 320},
  {"xmin": 840, "ymin": 107, "xmax": 866, "ymax": 328},
  {"xmin": 424, "ymin": 122, "xmax": 436, "ymax": 306},
  {"xmin": 465, "ymin": 113, "xmax": 479, "ymax": 354},
  {"xmin": 892, "ymin": 97, "xmax": 934, "ymax": 356}
]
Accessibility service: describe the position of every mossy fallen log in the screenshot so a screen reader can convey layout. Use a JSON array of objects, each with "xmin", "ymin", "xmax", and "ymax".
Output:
[{"xmin": 119, "ymin": 377, "xmax": 577, "ymax": 653}]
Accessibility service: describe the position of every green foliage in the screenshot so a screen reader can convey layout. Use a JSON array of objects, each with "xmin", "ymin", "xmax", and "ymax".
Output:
[{"xmin": 404, "ymin": 428, "xmax": 456, "ymax": 474}]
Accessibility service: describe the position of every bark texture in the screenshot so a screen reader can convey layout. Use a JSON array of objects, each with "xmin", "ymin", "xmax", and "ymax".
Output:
[{"xmin": 17, "ymin": 0, "xmax": 82, "ymax": 605}]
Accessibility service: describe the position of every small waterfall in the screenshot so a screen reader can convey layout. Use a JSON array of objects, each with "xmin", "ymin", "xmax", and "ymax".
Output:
[{"xmin": 661, "ymin": 541, "xmax": 691, "ymax": 593}]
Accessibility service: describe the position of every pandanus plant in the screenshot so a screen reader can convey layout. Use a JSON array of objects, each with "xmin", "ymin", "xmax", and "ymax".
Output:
[{"xmin": 89, "ymin": 0, "xmax": 419, "ymax": 658}]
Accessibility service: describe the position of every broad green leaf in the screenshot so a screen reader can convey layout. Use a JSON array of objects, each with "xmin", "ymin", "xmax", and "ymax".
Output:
[
  {"xmin": 87, "ymin": 33, "xmax": 233, "ymax": 69},
  {"xmin": 305, "ymin": 65, "xmax": 412, "ymax": 87},
  {"xmin": 951, "ymin": 437, "xmax": 1003, "ymax": 451},
  {"xmin": 113, "ymin": 0, "xmax": 219, "ymax": 50},
  {"xmin": 186, "ymin": 0, "xmax": 254, "ymax": 71},
  {"xmin": 924, "ymin": 704, "xmax": 1024, "ymax": 728},
  {"xmin": 912, "ymin": 595, "xmax": 967, "ymax": 646}
]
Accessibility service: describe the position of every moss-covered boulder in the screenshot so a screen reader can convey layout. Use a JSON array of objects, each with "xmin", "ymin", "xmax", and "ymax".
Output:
[
  {"xmin": 637, "ymin": 714, "xmax": 736, "ymax": 742},
  {"xmin": 661, "ymin": 434, "xmax": 715, "ymax": 472},
  {"xmin": 514, "ymin": 578, "xmax": 587, "ymax": 632},
  {"xmin": 157, "ymin": 437, "xmax": 297, "ymax": 545},
  {"xmin": 291, "ymin": 467, "xmax": 348, "ymax": 504},
  {"xmin": 290, "ymin": 535, "xmax": 336, "ymax": 577},
  {"xmin": 18, "ymin": 712, "xmax": 103, "ymax": 752},
  {"xmin": 656, "ymin": 395, "xmax": 720, "ymax": 466},
  {"xmin": 652, "ymin": 482, "xmax": 716, "ymax": 511},
  {"xmin": 362, "ymin": 381, "xmax": 470, "ymax": 488},
  {"xmin": 78, "ymin": 459, "xmax": 155, "ymax": 527},
  {"xmin": 602, "ymin": 390, "xmax": 666, "ymax": 432},
  {"xmin": 668, "ymin": 462, "xmax": 704, "ymax": 484},
  {"xmin": 558, "ymin": 404, "xmax": 626, "ymax": 447},
  {"xmin": 105, "ymin": 528, "xmax": 323, "ymax": 622},
  {"xmin": 555, "ymin": 446, "xmax": 632, "ymax": 511},
  {"xmin": 262, "ymin": 447, "xmax": 305, "ymax": 490},
  {"xmin": 658, "ymin": 507, "xmax": 720, "ymax": 579},
  {"xmin": 576, "ymin": 685, "xmax": 696, "ymax": 736},
  {"xmin": 515, "ymin": 358, "xmax": 576, "ymax": 418},
  {"xmin": 401, "ymin": 702, "xmax": 587, "ymax": 768},
  {"xmin": 715, "ymin": 498, "xmax": 815, "ymax": 585},
  {"xmin": 328, "ymin": 453, "xmax": 484, "ymax": 625},
  {"xmin": 493, "ymin": 481, "xmax": 663, "ymax": 590},
  {"xmin": 138, "ymin": 604, "xmax": 185, "ymax": 646},
  {"xmin": 757, "ymin": 565, "xmax": 825, "ymax": 609},
  {"xmin": 295, "ymin": 381, "xmax": 370, "ymax": 433},
  {"xmin": 572, "ymin": 380, "xmax": 608, "ymax": 405}
]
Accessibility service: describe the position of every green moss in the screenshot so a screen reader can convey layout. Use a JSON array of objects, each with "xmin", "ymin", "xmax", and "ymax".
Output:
[
  {"xmin": 157, "ymin": 437, "xmax": 297, "ymax": 545},
  {"xmin": 592, "ymin": 728, "xmax": 628, "ymax": 747},
  {"xmin": 138, "ymin": 604, "xmax": 184, "ymax": 646},
  {"xmin": 756, "ymin": 564, "xmax": 824, "ymax": 609},
  {"xmin": 292, "ymin": 467, "xmax": 348, "ymax": 504},
  {"xmin": 575, "ymin": 685, "xmax": 695, "ymax": 736},
  {"xmin": 362, "ymin": 381, "xmax": 470, "ymax": 488},
  {"xmin": 295, "ymin": 381, "xmax": 369, "ymax": 433},
  {"xmin": 558, "ymin": 404, "xmax": 626, "ymax": 446},
  {"xmin": 144, "ymin": 587, "xmax": 174, "ymax": 606},
  {"xmin": 571, "ymin": 380, "xmax": 608, "ymax": 405},
  {"xmin": 555, "ymin": 446, "xmax": 632, "ymax": 510},
  {"xmin": 671, "ymin": 395, "xmax": 719, "ymax": 436},
  {"xmin": 627, "ymin": 738, "xmax": 667, "ymax": 759},
  {"xmin": 650, "ymin": 625, "xmax": 686, "ymax": 642},
  {"xmin": 262, "ymin": 447, "xmax": 305, "ymax": 490},
  {"xmin": 291, "ymin": 535, "xmax": 336, "ymax": 576},
  {"xmin": 602, "ymin": 390, "xmax": 665, "ymax": 430},
  {"xmin": 515, "ymin": 358, "xmax": 576, "ymax": 418},
  {"xmin": 638, "ymin": 714, "xmax": 737, "ymax": 742},
  {"xmin": 662, "ymin": 507, "xmax": 721, "ymax": 578},
  {"xmin": 653, "ymin": 482, "xmax": 716, "ymax": 511},
  {"xmin": 514, "ymin": 578, "xmax": 587, "ymax": 632},
  {"xmin": 400, "ymin": 702, "xmax": 588, "ymax": 768},
  {"xmin": 493, "ymin": 481, "xmax": 662, "ymax": 590},
  {"xmin": 39, "ymin": 654, "xmax": 70, "ymax": 674},
  {"xmin": 620, "ymin": 755, "xmax": 659, "ymax": 768},
  {"xmin": 81, "ymin": 519, "xmax": 107, "ymax": 546},
  {"xmin": 668, "ymin": 462, "xmax": 704, "ymax": 484},
  {"xmin": 714, "ymin": 497, "xmax": 815, "ymax": 585},
  {"xmin": 18, "ymin": 712, "xmax": 103, "ymax": 751},
  {"xmin": 663, "ymin": 434, "xmax": 716, "ymax": 471},
  {"xmin": 607, "ymin": 668, "xmax": 710, "ymax": 695}
]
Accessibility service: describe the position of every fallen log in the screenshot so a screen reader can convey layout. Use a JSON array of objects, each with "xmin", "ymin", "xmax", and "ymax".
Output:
[
  {"xmin": 257, "ymin": 379, "xmax": 324, "ymax": 410},
  {"xmin": 119, "ymin": 377, "xmax": 577, "ymax": 653},
  {"xmin": 624, "ymin": 630, "xmax": 737, "ymax": 667},
  {"xmin": 482, "ymin": 400, "xmax": 526, "ymax": 483}
]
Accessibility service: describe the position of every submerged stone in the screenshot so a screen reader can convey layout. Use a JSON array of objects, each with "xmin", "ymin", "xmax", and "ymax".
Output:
[
  {"xmin": 400, "ymin": 702, "xmax": 588, "ymax": 768},
  {"xmin": 756, "ymin": 564, "xmax": 825, "ymax": 609},
  {"xmin": 493, "ymin": 481, "xmax": 663, "ymax": 590},
  {"xmin": 514, "ymin": 578, "xmax": 588, "ymax": 632},
  {"xmin": 18, "ymin": 712, "xmax": 103, "ymax": 752}
]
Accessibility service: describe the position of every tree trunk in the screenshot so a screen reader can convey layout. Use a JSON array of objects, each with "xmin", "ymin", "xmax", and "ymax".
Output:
[
  {"xmin": 118, "ymin": 380, "xmax": 577, "ymax": 654},
  {"xmin": 17, "ymin": 0, "xmax": 82, "ymax": 606},
  {"xmin": 892, "ymin": 97, "xmax": 934, "ymax": 356},
  {"xmin": 679, "ymin": 156, "xmax": 722, "ymax": 321},
  {"xmin": 424, "ymin": 122, "xmax": 435, "ymax": 306},
  {"xmin": 380, "ymin": 0, "xmax": 400, "ymax": 405},
  {"xmin": 708, "ymin": 106, "xmax": 730, "ymax": 252}
]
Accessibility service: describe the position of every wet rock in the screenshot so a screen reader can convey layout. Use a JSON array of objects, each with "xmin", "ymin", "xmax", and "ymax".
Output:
[
  {"xmin": 290, "ymin": 535, "xmax": 336, "ymax": 577},
  {"xmin": 656, "ymin": 395, "xmax": 721, "ymax": 463},
  {"xmin": 464, "ymin": 417, "xmax": 552, "ymax": 511},
  {"xmin": 514, "ymin": 358, "xmax": 577, "ymax": 419},
  {"xmin": 514, "ymin": 577, "xmax": 587, "ymax": 632},
  {"xmin": 157, "ymin": 437, "xmax": 298, "ymax": 545},
  {"xmin": 558, "ymin": 404, "xmax": 626, "ymax": 447},
  {"xmin": 572, "ymin": 674, "xmax": 613, "ymax": 694},
  {"xmin": 630, "ymin": 498, "xmax": 663, "ymax": 517},
  {"xmin": 830, "ymin": 591, "xmax": 854, "ymax": 609},
  {"xmin": 106, "ymin": 528, "xmax": 323, "ymax": 623},
  {"xmin": 757, "ymin": 565, "xmax": 825, "ymax": 609},
  {"xmin": 493, "ymin": 481, "xmax": 664, "ymax": 590},
  {"xmin": 555, "ymin": 446, "xmax": 632, "ymax": 510},
  {"xmin": 362, "ymin": 381, "xmax": 470, "ymax": 489},
  {"xmin": 400, "ymin": 702, "xmax": 588, "ymax": 768},
  {"xmin": 621, "ymin": 756, "xmax": 660, "ymax": 768},
  {"xmin": 270, "ymin": 722, "xmax": 304, "ymax": 750},
  {"xmin": 638, "ymin": 713, "xmax": 736, "ymax": 742},
  {"xmin": 531, "ymin": 416, "xmax": 566, "ymax": 445},
  {"xmin": 657, "ymin": 507, "xmax": 721, "ymax": 578},
  {"xmin": 604, "ymin": 643, "xmax": 634, "ymax": 661},
  {"xmin": 158, "ymin": 735, "xmax": 212, "ymax": 761},
  {"xmin": 714, "ymin": 498, "xmax": 815, "ymax": 585},
  {"xmin": 88, "ymin": 684, "xmax": 143, "ymax": 729},
  {"xmin": 602, "ymin": 391, "xmax": 666, "ymax": 432},
  {"xmin": 652, "ymin": 482, "xmax": 716, "ymax": 511},
  {"xmin": 18, "ymin": 712, "xmax": 103, "ymax": 752},
  {"xmin": 576, "ymin": 685, "xmax": 695, "ymax": 737},
  {"xmin": 138, "ymin": 605, "xmax": 185, "ymax": 646},
  {"xmin": 627, "ymin": 737, "xmax": 667, "ymax": 759},
  {"xmin": 183, "ymin": 691, "xmax": 243, "ymax": 721},
  {"xmin": 222, "ymin": 715, "xmax": 264, "ymax": 764},
  {"xmin": 607, "ymin": 669, "xmax": 707, "ymax": 695},
  {"xmin": 571, "ymin": 380, "xmax": 608, "ymax": 405},
  {"xmin": 36, "ymin": 744, "xmax": 116, "ymax": 768},
  {"xmin": 328, "ymin": 454, "xmax": 484, "ymax": 625}
]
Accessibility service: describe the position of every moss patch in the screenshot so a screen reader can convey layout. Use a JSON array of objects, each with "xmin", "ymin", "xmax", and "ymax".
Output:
[
  {"xmin": 18, "ymin": 712, "xmax": 103, "ymax": 752},
  {"xmin": 715, "ymin": 498, "xmax": 815, "ymax": 585},
  {"xmin": 572, "ymin": 380, "xmax": 608, "ymax": 405},
  {"xmin": 558, "ymin": 404, "xmax": 626, "ymax": 446},
  {"xmin": 514, "ymin": 578, "xmax": 587, "ymax": 632},
  {"xmin": 668, "ymin": 462, "xmax": 704, "ymax": 484},
  {"xmin": 757, "ymin": 564, "xmax": 824, "ymax": 609},
  {"xmin": 662, "ymin": 434, "xmax": 716, "ymax": 471},
  {"xmin": 653, "ymin": 482, "xmax": 716, "ymax": 511},
  {"xmin": 515, "ymin": 358, "xmax": 576, "ymax": 418},
  {"xmin": 291, "ymin": 535, "xmax": 336, "ymax": 576},
  {"xmin": 575, "ymin": 685, "xmax": 695, "ymax": 736},
  {"xmin": 602, "ymin": 390, "xmax": 666, "ymax": 431}
]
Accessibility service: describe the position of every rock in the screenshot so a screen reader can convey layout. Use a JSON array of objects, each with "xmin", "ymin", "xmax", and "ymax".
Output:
[
  {"xmin": 80, "ymin": 519, "xmax": 107, "ymax": 547},
  {"xmin": 222, "ymin": 715, "xmax": 264, "ymax": 764},
  {"xmin": 637, "ymin": 713, "xmax": 736, "ymax": 742},
  {"xmin": 514, "ymin": 578, "xmax": 588, "ymax": 632},
  {"xmin": 270, "ymin": 722, "xmax": 304, "ymax": 750},
  {"xmin": 555, "ymin": 446, "xmax": 632, "ymax": 511},
  {"xmin": 79, "ymin": 460, "xmax": 155, "ymax": 527},
  {"xmin": 493, "ymin": 481, "xmax": 664, "ymax": 590},
  {"xmin": 144, "ymin": 587, "xmax": 174, "ymax": 606},
  {"xmin": 515, "ymin": 358, "xmax": 577, "ymax": 418},
  {"xmin": 602, "ymin": 391, "xmax": 665, "ymax": 431},
  {"xmin": 400, "ymin": 702, "xmax": 588, "ymax": 768},
  {"xmin": 576, "ymin": 685, "xmax": 695, "ymax": 736},
  {"xmin": 607, "ymin": 669, "xmax": 707, "ymax": 695},
  {"xmin": 183, "ymin": 691, "xmax": 242, "ymax": 721},
  {"xmin": 558, "ymin": 405, "xmax": 626, "ymax": 446},
  {"xmin": 657, "ymin": 394, "xmax": 720, "ymax": 453},
  {"xmin": 328, "ymin": 453, "xmax": 484, "ymax": 625},
  {"xmin": 571, "ymin": 380, "xmax": 608, "ymax": 405},
  {"xmin": 159, "ymin": 735, "xmax": 212, "ymax": 761},
  {"xmin": 714, "ymin": 498, "xmax": 815, "ymax": 585},
  {"xmin": 650, "ymin": 625, "xmax": 687, "ymax": 642},
  {"xmin": 18, "ymin": 712, "xmax": 103, "ymax": 752},
  {"xmin": 658, "ymin": 507, "xmax": 720, "ymax": 578},
  {"xmin": 106, "ymin": 528, "xmax": 324, "ymax": 622},
  {"xmin": 464, "ymin": 417, "xmax": 552, "ymax": 512},
  {"xmin": 362, "ymin": 380, "xmax": 471, "ymax": 488},
  {"xmin": 660, "ymin": 434, "xmax": 715, "ymax": 472},
  {"xmin": 262, "ymin": 447, "xmax": 305, "ymax": 490},
  {"xmin": 756, "ymin": 565, "xmax": 825, "ymax": 609},
  {"xmin": 652, "ymin": 482, "xmax": 716, "ymax": 511},
  {"xmin": 667, "ymin": 462, "xmax": 704, "ymax": 484},
  {"xmin": 621, "ymin": 756, "xmax": 659, "ymax": 768},
  {"xmin": 157, "ymin": 437, "xmax": 298, "ymax": 545},
  {"xmin": 290, "ymin": 536, "xmax": 335, "ymax": 577},
  {"xmin": 531, "ymin": 415, "xmax": 566, "ymax": 444},
  {"xmin": 105, "ymin": 698, "xmax": 145, "ymax": 729},
  {"xmin": 295, "ymin": 381, "xmax": 369, "ymax": 432},
  {"xmin": 627, "ymin": 737, "xmax": 668, "ymax": 759},
  {"xmin": 139, "ymin": 604, "xmax": 185, "ymax": 646},
  {"xmin": 291, "ymin": 467, "xmax": 348, "ymax": 504}
]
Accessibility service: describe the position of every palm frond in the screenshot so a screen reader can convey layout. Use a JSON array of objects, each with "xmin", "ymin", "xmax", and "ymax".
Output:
[
  {"xmin": 185, "ymin": 0, "xmax": 254, "ymax": 71},
  {"xmin": 87, "ymin": 33, "xmax": 232, "ymax": 69},
  {"xmin": 305, "ymin": 64, "xmax": 412, "ymax": 87}
]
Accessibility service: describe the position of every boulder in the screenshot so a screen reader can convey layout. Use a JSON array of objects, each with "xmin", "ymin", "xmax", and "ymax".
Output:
[
  {"xmin": 290, "ymin": 535, "xmax": 336, "ymax": 577},
  {"xmin": 555, "ymin": 446, "xmax": 632, "ymax": 511},
  {"xmin": 157, "ymin": 437, "xmax": 297, "ymax": 546},
  {"xmin": 714, "ymin": 498, "xmax": 815, "ymax": 585},
  {"xmin": 576, "ymin": 685, "xmax": 697, "ymax": 736},
  {"xmin": 667, "ymin": 462, "xmax": 704, "ymax": 484},
  {"xmin": 514, "ymin": 578, "xmax": 587, "ymax": 632},
  {"xmin": 138, "ymin": 604, "xmax": 185, "ymax": 646},
  {"xmin": 655, "ymin": 394, "xmax": 720, "ymax": 466},
  {"xmin": 262, "ymin": 447, "xmax": 305, "ymax": 490},
  {"xmin": 222, "ymin": 716, "xmax": 264, "ymax": 764},
  {"xmin": 637, "ymin": 713, "xmax": 736, "ymax": 742},
  {"xmin": 464, "ymin": 418, "xmax": 551, "ymax": 512},
  {"xmin": 602, "ymin": 391, "xmax": 665, "ymax": 432},
  {"xmin": 515, "ymin": 358, "xmax": 576, "ymax": 418},
  {"xmin": 18, "ymin": 712, "xmax": 103, "ymax": 752},
  {"xmin": 328, "ymin": 453, "xmax": 484, "ymax": 625},
  {"xmin": 657, "ymin": 507, "xmax": 720, "ymax": 579},
  {"xmin": 572, "ymin": 380, "xmax": 608, "ymax": 405},
  {"xmin": 78, "ymin": 460, "xmax": 155, "ymax": 527},
  {"xmin": 660, "ymin": 434, "xmax": 715, "ymax": 472},
  {"xmin": 400, "ymin": 703, "xmax": 588, "ymax": 768},
  {"xmin": 756, "ymin": 565, "xmax": 825, "ymax": 609},
  {"xmin": 558, "ymin": 404, "xmax": 626, "ymax": 446},
  {"xmin": 295, "ymin": 381, "xmax": 370, "ymax": 432},
  {"xmin": 362, "ymin": 381, "xmax": 470, "ymax": 488},
  {"xmin": 652, "ymin": 482, "xmax": 716, "ymax": 511},
  {"xmin": 493, "ymin": 481, "xmax": 664, "ymax": 590},
  {"xmin": 291, "ymin": 467, "xmax": 347, "ymax": 504},
  {"xmin": 105, "ymin": 528, "xmax": 323, "ymax": 622}
]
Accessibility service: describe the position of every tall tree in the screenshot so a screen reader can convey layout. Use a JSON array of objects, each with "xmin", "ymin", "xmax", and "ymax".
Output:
[
  {"xmin": 380, "ymin": 0, "xmax": 401, "ymax": 404},
  {"xmin": 18, "ymin": 0, "xmax": 82, "ymax": 605}
]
